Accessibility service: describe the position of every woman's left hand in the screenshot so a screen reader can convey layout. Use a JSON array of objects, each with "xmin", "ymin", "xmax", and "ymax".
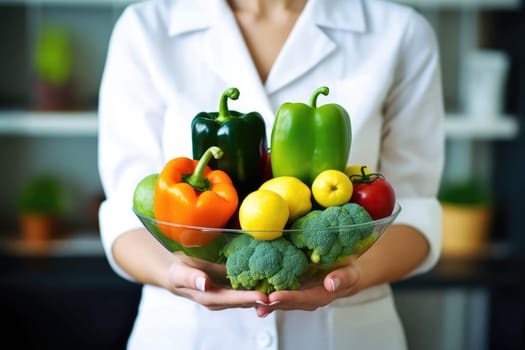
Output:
[{"xmin": 254, "ymin": 263, "xmax": 361, "ymax": 317}]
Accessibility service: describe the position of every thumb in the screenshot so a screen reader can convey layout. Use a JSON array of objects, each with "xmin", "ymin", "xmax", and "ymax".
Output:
[
  {"xmin": 323, "ymin": 264, "xmax": 360, "ymax": 293},
  {"xmin": 167, "ymin": 263, "xmax": 209, "ymax": 292}
]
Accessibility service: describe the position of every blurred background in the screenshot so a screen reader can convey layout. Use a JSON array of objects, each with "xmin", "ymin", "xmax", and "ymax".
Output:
[{"xmin": 0, "ymin": 0, "xmax": 524, "ymax": 349}]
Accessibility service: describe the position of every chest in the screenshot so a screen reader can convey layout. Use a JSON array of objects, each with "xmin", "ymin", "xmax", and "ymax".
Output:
[{"xmin": 144, "ymin": 25, "xmax": 397, "ymax": 166}]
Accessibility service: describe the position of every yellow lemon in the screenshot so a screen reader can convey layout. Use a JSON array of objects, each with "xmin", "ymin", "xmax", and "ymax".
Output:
[
  {"xmin": 311, "ymin": 169, "xmax": 353, "ymax": 208},
  {"xmin": 345, "ymin": 164, "xmax": 373, "ymax": 180},
  {"xmin": 239, "ymin": 189, "xmax": 289, "ymax": 240},
  {"xmin": 259, "ymin": 176, "xmax": 312, "ymax": 221}
]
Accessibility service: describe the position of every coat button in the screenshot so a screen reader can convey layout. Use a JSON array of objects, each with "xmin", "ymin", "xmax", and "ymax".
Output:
[{"xmin": 256, "ymin": 330, "xmax": 273, "ymax": 348}]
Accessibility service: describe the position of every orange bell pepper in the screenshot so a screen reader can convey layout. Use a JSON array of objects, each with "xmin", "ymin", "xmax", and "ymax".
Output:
[{"xmin": 154, "ymin": 146, "xmax": 238, "ymax": 247}]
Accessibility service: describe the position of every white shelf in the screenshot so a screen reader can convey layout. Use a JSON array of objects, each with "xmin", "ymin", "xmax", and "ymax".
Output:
[
  {"xmin": 0, "ymin": 0, "xmax": 136, "ymax": 5},
  {"xmin": 394, "ymin": 0, "xmax": 520, "ymax": 9},
  {"xmin": 0, "ymin": 0, "xmax": 519, "ymax": 8},
  {"xmin": 0, "ymin": 232, "xmax": 104, "ymax": 257},
  {"xmin": 444, "ymin": 114, "xmax": 519, "ymax": 140},
  {"xmin": 0, "ymin": 110, "xmax": 98, "ymax": 136},
  {"xmin": 0, "ymin": 110, "xmax": 519, "ymax": 140}
]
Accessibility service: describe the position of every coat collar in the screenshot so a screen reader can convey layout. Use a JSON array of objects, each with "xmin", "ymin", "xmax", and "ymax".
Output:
[
  {"xmin": 167, "ymin": 0, "xmax": 218, "ymax": 36},
  {"xmin": 310, "ymin": 0, "xmax": 366, "ymax": 33},
  {"xmin": 167, "ymin": 0, "xmax": 367, "ymax": 37},
  {"xmin": 166, "ymin": 0, "xmax": 367, "ymax": 105}
]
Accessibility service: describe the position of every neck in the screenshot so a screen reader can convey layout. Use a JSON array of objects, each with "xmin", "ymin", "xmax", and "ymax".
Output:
[{"xmin": 227, "ymin": 0, "xmax": 307, "ymax": 15}]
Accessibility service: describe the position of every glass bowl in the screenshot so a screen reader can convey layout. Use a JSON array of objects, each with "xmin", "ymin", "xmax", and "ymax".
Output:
[{"xmin": 134, "ymin": 202, "xmax": 401, "ymax": 290}]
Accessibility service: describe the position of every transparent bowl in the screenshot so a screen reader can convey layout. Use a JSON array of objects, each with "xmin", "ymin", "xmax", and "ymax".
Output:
[{"xmin": 134, "ymin": 202, "xmax": 401, "ymax": 290}]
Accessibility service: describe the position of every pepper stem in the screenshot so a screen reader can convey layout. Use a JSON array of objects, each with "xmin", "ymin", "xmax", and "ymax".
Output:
[
  {"xmin": 309, "ymin": 86, "xmax": 329, "ymax": 108},
  {"xmin": 185, "ymin": 146, "xmax": 224, "ymax": 191},
  {"xmin": 216, "ymin": 87, "xmax": 240, "ymax": 123}
]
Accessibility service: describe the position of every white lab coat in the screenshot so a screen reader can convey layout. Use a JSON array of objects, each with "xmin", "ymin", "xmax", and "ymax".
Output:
[{"xmin": 98, "ymin": 0, "xmax": 445, "ymax": 349}]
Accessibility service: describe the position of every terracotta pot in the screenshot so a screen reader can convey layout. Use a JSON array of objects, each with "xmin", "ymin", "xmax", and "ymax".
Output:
[
  {"xmin": 441, "ymin": 203, "xmax": 492, "ymax": 257},
  {"xmin": 34, "ymin": 80, "xmax": 73, "ymax": 111},
  {"xmin": 19, "ymin": 213, "xmax": 57, "ymax": 243}
]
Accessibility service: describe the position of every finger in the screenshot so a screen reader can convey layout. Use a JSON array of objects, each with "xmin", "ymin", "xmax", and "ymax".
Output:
[
  {"xmin": 167, "ymin": 263, "xmax": 269, "ymax": 308},
  {"xmin": 323, "ymin": 264, "xmax": 360, "ymax": 293},
  {"xmin": 268, "ymin": 287, "xmax": 332, "ymax": 311},
  {"xmin": 167, "ymin": 261, "xmax": 209, "ymax": 292},
  {"xmin": 254, "ymin": 305, "xmax": 273, "ymax": 318},
  {"xmin": 184, "ymin": 287, "xmax": 269, "ymax": 310}
]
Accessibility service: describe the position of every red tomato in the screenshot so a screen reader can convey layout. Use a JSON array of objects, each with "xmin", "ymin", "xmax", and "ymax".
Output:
[{"xmin": 350, "ymin": 174, "xmax": 396, "ymax": 220}]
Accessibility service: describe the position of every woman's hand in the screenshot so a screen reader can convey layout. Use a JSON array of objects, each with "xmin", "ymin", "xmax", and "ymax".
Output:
[
  {"xmin": 115, "ymin": 225, "xmax": 428, "ymax": 317},
  {"xmin": 254, "ymin": 263, "xmax": 361, "ymax": 317},
  {"xmin": 113, "ymin": 229, "xmax": 269, "ymax": 310},
  {"xmin": 165, "ymin": 252, "xmax": 270, "ymax": 311},
  {"xmin": 253, "ymin": 224, "xmax": 430, "ymax": 317}
]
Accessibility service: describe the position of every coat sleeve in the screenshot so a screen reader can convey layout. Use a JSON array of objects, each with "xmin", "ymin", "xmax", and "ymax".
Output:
[
  {"xmin": 98, "ymin": 6, "xmax": 165, "ymax": 281},
  {"xmin": 379, "ymin": 9, "xmax": 445, "ymax": 277}
]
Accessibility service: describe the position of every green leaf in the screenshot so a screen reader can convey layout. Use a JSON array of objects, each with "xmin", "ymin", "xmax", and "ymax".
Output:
[
  {"xmin": 34, "ymin": 25, "xmax": 72, "ymax": 84},
  {"xmin": 18, "ymin": 175, "xmax": 65, "ymax": 215},
  {"xmin": 438, "ymin": 179, "xmax": 491, "ymax": 206}
]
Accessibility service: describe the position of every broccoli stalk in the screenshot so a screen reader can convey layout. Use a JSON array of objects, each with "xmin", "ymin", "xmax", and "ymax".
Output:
[
  {"xmin": 221, "ymin": 234, "xmax": 309, "ymax": 293},
  {"xmin": 289, "ymin": 203, "xmax": 374, "ymax": 266}
]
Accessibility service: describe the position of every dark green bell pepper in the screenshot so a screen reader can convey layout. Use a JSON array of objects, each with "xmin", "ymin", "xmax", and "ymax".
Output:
[
  {"xmin": 270, "ymin": 86, "xmax": 352, "ymax": 186},
  {"xmin": 191, "ymin": 87, "xmax": 268, "ymax": 198}
]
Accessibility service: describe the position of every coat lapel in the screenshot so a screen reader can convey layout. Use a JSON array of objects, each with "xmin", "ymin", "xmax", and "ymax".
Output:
[
  {"xmin": 168, "ymin": 0, "xmax": 274, "ymax": 118},
  {"xmin": 265, "ymin": 6, "xmax": 336, "ymax": 95},
  {"xmin": 203, "ymin": 1, "xmax": 275, "ymax": 118},
  {"xmin": 266, "ymin": 0, "xmax": 366, "ymax": 94}
]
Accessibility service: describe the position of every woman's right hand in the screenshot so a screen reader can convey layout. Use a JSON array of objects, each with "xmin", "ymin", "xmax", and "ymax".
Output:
[
  {"xmin": 165, "ymin": 252, "xmax": 270, "ymax": 311},
  {"xmin": 113, "ymin": 229, "xmax": 268, "ymax": 310}
]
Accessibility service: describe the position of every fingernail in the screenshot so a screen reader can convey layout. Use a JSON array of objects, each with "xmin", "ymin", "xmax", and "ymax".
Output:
[
  {"xmin": 261, "ymin": 310, "xmax": 273, "ymax": 318},
  {"xmin": 256, "ymin": 300, "xmax": 269, "ymax": 306},
  {"xmin": 330, "ymin": 278, "xmax": 340, "ymax": 292},
  {"xmin": 195, "ymin": 276, "xmax": 206, "ymax": 292},
  {"xmin": 268, "ymin": 300, "xmax": 280, "ymax": 306}
]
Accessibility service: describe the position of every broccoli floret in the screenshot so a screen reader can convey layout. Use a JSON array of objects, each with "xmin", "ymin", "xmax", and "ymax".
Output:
[
  {"xmin": 222, "ymin": 234, "xmax": 309, "ymax": 293},
  {"xmin": 289, "ymin": 203, "xmax": 373, "ymax": 266}
]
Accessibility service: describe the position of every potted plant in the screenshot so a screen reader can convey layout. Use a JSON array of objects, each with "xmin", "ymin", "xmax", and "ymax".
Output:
[
  {"xmin": 33, "ymin": 25, "xmax": 73, "ymax": 110},
  {"xmin": 17, "ymin": 175, "xmax": 65, "ymax": 244},
  {"xmin": 439, "ymin": 179, "xmax": 492, "ymax": 257}
]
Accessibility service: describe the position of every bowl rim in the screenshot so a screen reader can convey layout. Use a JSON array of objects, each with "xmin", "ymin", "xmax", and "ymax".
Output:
[{"xmin": 133, "ymin": 202, "xmax": 402, "ymax": 234}]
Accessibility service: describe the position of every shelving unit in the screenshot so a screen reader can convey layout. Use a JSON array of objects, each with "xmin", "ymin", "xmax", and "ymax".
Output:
[
  {"xmin": 0, "ymin": 0, "xmax": 122, "ymax": 240},
  {"xmin": 0, "ymin": 110, "xmax": 519, "ymax": 140},
  {"xmin": 0, "ymin": 232, "xmax": 104, "ymax": 257},
  {"xmin": 0, "ymin": 0, "xmax": 521, "ymax": 258},
  {"xmin": 0, "ymin": 0, "xmax": 519, "ymax": 8},
  {"xmin": 0, "ymin": 3, "xmax": 523, "ymax": 350},
  {"xmin": 444, "ymin": 114, "xmax": 518, "ymax": 140},
  {"xmin": 395, "ymin": 0, "xmax": 520, "ymax": 9},
  {"xmin": 0, "ymin": 110, "xmax": 98, "ymax": 136},
  {"xmin": 0, "ymin": 0, "xmax": 135, "ymax": 5}
]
